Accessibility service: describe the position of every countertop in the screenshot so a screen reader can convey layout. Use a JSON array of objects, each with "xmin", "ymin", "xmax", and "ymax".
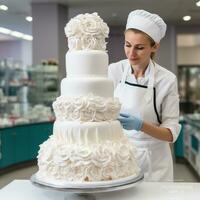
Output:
[{"xmin": 0, "ymin": 180, "xmax": 200, "ymax": 200}]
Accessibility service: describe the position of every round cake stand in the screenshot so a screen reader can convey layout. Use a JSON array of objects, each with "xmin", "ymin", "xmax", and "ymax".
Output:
[{"xmin": 30, "ymin": 172, "xmax": 144, "ymax": 200}]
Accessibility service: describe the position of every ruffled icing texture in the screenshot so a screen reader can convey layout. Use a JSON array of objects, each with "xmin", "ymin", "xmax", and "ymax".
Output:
[
  {"xmin": 37, "ymin": 135, "xmax": 140, "ymax": 181},
  {"xmin": 64, "ymin": 12, "xmax": 109, "ymax": 51},
  {"xmin": 52, "ymin": 94, "xmax": 121, "ymax": 122}
]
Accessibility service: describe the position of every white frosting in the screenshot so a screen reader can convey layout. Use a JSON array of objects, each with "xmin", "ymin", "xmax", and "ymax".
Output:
[
  {"xmin": 53, "ymin": 94, "xmax": 120, "ymax": 122},
  {"xmin": 37, "ymin": 13, "xmax": 140, "ymax": 183},
  {"xmin": 37, "ymin": 135, "xmax": 140, "ymax": 182},
  {"xmin": 61, "ymin": 78, "xmax": 114, "ymax": 98},
  {"xmin": 62, "ymin": 50, "xmax": 113, "ymax": 99},
  {"xmin": 53, "ymin": 120, "xmax": 123, "ymax": 144},
  {"xmin": 64, "ymin": 13, "xmax": 109, "ymax": 51},
  {"xmin": 66, "ymin": 50, "xmax": 108, "ymax": 77}
]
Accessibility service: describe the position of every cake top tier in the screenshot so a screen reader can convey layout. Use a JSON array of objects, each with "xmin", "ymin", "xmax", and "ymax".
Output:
[{"xmin": 64, "ymin": 12, "xmax": 109, "ymax": 51}]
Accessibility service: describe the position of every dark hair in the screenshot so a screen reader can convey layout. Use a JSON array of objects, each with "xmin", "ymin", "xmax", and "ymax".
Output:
[{"xmin": 124, "ymin": 28, "xmax": 156, "ymax": 59}]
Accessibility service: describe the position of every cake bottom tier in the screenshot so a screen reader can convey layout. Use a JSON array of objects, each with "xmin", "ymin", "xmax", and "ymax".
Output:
[{"xmin": 37, "ymin": 132, "xmax": 140, "ymax": 182}]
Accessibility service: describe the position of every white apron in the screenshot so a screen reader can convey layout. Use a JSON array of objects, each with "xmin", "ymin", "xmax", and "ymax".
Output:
[{"xmin": 114, "ymin": 60, "xmax": 173, "ymax": 181}]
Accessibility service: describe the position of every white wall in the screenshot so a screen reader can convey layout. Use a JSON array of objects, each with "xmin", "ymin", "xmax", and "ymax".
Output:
[
  {"xmin": 32, "ymin": 3, "xmax": 59, "ymax": 65},
  {"xmin": 156, "ymin": 25, "xmax": 177, "ymax": 74},
  {"xmin": 32, "ymin": 3, "xmax": 68, "ymax": 80},
  {"xmin": 0, "ymin": 40, "xmax": 32, "ymax": 66},
  {"xmin": 178, "ymin": 46, "xmax": 200, "ymax": 65},
  {"xmin": 176, "ymin": 25, "xmax": 200, "ymax": 66},
  {"xmin": 0, "ymin": 40, "xmax": 22, "ymax": 61},
  {"xmin": 21, "ymin": 41, "xmax": 32, "ymax": 67}
]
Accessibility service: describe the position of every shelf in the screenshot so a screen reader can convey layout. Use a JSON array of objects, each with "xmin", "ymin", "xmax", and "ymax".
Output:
[{"xmin": 0, "ymin": 59, "xmax": 58, "ymax": 125}]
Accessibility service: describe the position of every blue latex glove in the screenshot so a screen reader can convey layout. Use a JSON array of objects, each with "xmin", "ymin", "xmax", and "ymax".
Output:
[{"xmin": 117, "ymin": 113, "xmax": 143, "ymax": 131}]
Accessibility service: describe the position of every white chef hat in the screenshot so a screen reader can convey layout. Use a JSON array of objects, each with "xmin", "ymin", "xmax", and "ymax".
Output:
[{"xmin": 126, "ymin": 9, "xmax": 167, "ymax": 43}]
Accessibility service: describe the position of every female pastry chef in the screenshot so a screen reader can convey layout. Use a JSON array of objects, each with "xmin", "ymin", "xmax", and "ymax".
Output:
[{"xmin": 108, "ymin": 9, "xmax": 181, "ymax": 181}]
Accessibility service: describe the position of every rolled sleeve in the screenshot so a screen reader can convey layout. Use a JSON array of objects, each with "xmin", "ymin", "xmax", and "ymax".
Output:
[{"xmin": 160, "ymin": 77, "xmax": 181, "ymax": 142}]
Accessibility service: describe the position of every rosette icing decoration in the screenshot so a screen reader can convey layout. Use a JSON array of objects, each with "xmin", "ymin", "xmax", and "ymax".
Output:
[
  {"xmin": 52, "ymin": 94, "xmax": 121, "ymax": 122},
  {"xmin": 64, "ymin": 12, "xmax": 109, "ymax": 51},
  {"xmin": 37, "ymin": 136, "xmax": 139, "ymax": 181}
]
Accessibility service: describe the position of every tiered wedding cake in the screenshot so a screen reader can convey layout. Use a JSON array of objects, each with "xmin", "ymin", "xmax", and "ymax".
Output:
[{"xmin": 36, "ymin": 13, "xmax": 140, "ymax": 183}]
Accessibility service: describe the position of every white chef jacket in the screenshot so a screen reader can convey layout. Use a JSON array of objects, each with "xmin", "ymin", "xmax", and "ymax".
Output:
[{"xmin": 108, "ymin": 59, "xmax": 181, "ymax": 142}]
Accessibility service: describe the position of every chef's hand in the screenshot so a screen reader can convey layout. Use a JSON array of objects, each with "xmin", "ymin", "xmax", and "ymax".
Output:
[{"xmin": 117, "ymin": 113, "xmax": 143, "ymax": 131}]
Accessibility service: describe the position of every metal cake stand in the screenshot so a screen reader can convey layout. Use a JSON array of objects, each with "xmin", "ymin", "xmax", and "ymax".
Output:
[{"xmin": 30, "ymin": 171, "xmax": 144, "ymax": 200}]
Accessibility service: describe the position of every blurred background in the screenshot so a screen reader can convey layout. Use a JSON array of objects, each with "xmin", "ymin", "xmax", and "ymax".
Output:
[{"xmin": 1, "ymin": 0, "xmax": 200, "ymax": 187}]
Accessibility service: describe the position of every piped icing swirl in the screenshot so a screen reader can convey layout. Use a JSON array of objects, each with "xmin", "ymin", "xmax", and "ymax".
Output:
[
  {"xmin": 64, "ymin": 12, "xmax": 109, "ymax": 51},
  {"xmin": 52, "ymin": 93, "xmax": 121, "ymax": 122}
]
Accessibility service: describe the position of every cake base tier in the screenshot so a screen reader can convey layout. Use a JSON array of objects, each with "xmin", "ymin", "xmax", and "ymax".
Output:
[{"xmin": 37, "ymin": 131, "xmax": 140, "ymax": 182}]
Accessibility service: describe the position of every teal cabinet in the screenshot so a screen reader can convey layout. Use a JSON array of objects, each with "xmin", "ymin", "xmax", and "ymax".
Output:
[
  {"xmin": 29, "ymin": 123, "xmax": 53, "ymax": 159},
  {"xmin": 14, "ymin": 126, "xmax": 31, "ymax": 163},
  {"xmin": 174, "ymin": 120, "xmax": 185, "ymax": 158},
  {"xmin": 175, "ymin": 115, "xmax": 200, "ymax": 176},
  {"xmin": 0, "ymin": 128, "xmax": 15, "ymax": 168},
  {"xmin": 0, "ymin": 122, "xmax": 53, "ymax": 169}
]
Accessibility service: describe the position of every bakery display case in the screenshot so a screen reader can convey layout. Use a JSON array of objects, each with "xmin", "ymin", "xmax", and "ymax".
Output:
[
  {"xmin": 182, "ymin": 114, "xmax": 200, "ymax": 177},
  {"xmin": 0, "ymin": 59, "xmax": 58, "ymax": 127},
  {"xmin": 0, "ymin": 58, "xmax": 58, "ymax": 170},
  {"xmin": 178, "ymin": 65, "xmax": 200, "ymax": 114},
  {"xmin": 27, "ymin": 61, "xmax": 59, "ymax": 107},
  {"xmin": 0, "ymin": 59, "xmax": 29, "ymax": 126},
  {"xmin": 175, "ymin": 65, "xmax": 200, "ymax": 175},
  {"xmin": 174, "ymin": 114, "xmax": 200, "ymax": 179}
]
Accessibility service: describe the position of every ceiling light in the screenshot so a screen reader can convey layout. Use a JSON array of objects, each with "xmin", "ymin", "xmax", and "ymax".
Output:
[
  {"xmin": 0, "ymin": 27, "xmax": 33, "ymax": 41},
  {"xmin": 0, "ymin": 5, "xmax": 8, "ymax": 11},
  {"xmin": 22, "ymin": 35, "xmax": 33, "ymax": 41},
  {"xmin": 0, "ymin": 27, "xmax": 11, "ymax": 34},
  {"xmin": 183, "ymin": 16, "xmax": 191, "ymax": 21},
  {"xmin": 10, "ymin": 31, "xmax": 24, "ymax": 38},
  {"xmin": 26, "ymin": 16, "xmax": 33, "ymax": 22},
  {"xmin": 196, "ymin": 1, "xmax": 200, "ymax": 7}
]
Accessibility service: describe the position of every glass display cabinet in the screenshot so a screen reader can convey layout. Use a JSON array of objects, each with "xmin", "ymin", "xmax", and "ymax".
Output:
[
  {"xmin": 178, "ymin": 65, "xmax": 200, "ymax": 114},
  {"xmin": 0, "ymin": 59, "xmax": 57, "ymax": 170},
  {"xmin": 0, "ymin": 59, "xmax": 58, "ymax": 127},
  {"xmin": 175, "ymin": 65, "xmax": 200, "ymax": 177}
]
